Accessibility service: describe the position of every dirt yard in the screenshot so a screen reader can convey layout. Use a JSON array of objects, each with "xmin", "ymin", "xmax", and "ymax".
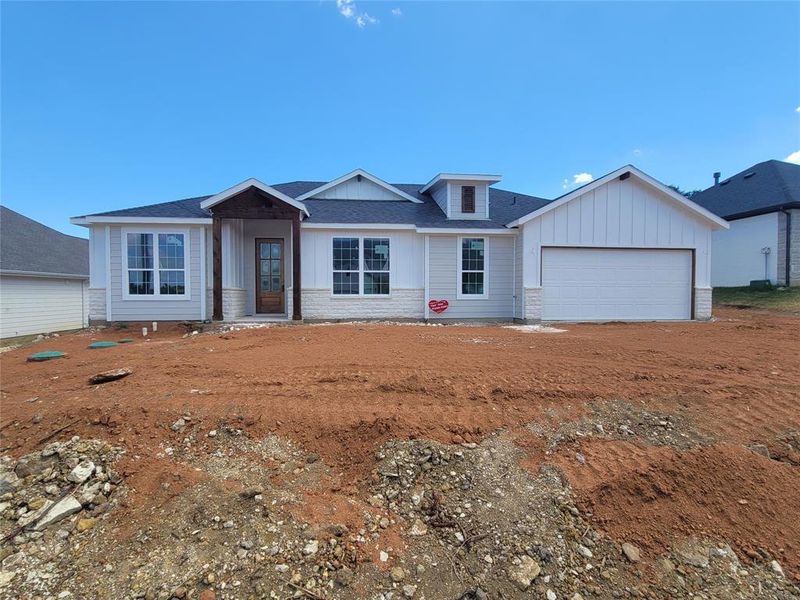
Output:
[{"xmin": 0, "ymin": 309, "xmax": 798, "ymax": 599}]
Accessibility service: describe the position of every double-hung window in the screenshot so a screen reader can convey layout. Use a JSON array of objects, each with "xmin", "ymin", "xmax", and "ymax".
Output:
[
  {"xmin": 460, "ymin": 237, "xmax": 486, "ymax": 297},
  {"xmin": 332, "ymin": 237, "xmax": 390, "ymax": 296},
  {"xmin": 332, "ymin": 237, "xmax": 360, "ymax": 295},
  {"xmin": 126, "ymin": 232, "xmax": 187, "ymax": 297}
]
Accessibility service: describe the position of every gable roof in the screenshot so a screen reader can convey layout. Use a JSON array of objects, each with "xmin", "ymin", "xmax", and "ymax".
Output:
[
  {"xmin": 295, "ymin": 169, "xmax": 422, "ymax": 203},
  {"xmin": 1, "ymin": 206, "xmax": 89, "ymax": 278},
  {"xmin": 690, "ymin": 160, "xmax": 800, "ymax": 220},
  {"xmin": 72, "ymin": 181, "xmax": 550, "ymax": 229},
  {"xmin": 199, "ymin": 178, "xmax": 310, "ymax": 216},
  {"xmin": 506, "ymin": 165, "xmax": 729, "ymax": 229}
]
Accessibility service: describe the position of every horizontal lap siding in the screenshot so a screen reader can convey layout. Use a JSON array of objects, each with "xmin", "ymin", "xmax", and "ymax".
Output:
[
  {"xmin": 109, "ymin": 226, "xmax": 202, "ymax": 321},
  {"xmin": 428, "ymin": 235, "xmax": 515, "ymax": 319},
  {"xmin": 0, "ymin": 276, "xmax": 87, "ymax": 338},
  {"xmin": 448, "ymin": 182, "xmax": 489, "ymax": 220}
]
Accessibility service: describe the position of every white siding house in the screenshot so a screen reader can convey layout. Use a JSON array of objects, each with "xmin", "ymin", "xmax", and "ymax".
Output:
[
  {"xmin": 710, "ymin": 213, "xmax": 778, "ymax": 286},
  {"xmin": 0, "ymin": 207, "xmax": 89, "ymax": 339},
  {"xmin": 71, "ymin": 165, "xmax": 728, "ymax": 324},
  {"xmin": 691, "ymin": 159, "xmax": 800, "ymax": 287}
]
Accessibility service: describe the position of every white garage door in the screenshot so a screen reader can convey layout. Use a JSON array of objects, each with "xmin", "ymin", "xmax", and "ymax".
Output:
[
  {"xmin": 0, "ymin": 275, "xmax": 88, "ymax": 338},
  {"xmin": 542, "ymin": 248, "xmax": 692, "ymax": 321}
]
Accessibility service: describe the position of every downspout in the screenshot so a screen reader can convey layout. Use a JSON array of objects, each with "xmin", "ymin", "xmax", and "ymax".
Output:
[{"xmin": 781, "ymin": 208, "xmax": 792, "ymax": 286}]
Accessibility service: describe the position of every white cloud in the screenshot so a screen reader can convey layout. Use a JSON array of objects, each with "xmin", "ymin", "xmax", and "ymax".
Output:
[
  {"xmin": 356, "ymin": 12, "xmax": 378, "ymax": 27},
  {"xmin": 562, "ymin": 172, "xmax": 594, "ymax": 191},
  {"xmin": 336, "ymin": 0, "xmax": 378, "ymax": 27},
  {"xmin": 392, "ymin": 8, "xmax": 403, "ymax": 16},
  {"xmin": 796, "ymin": 106, "xmax": 800, "ymax": 113},
  {"xmin": 786, "ymin": 151, "xmax": 800, "ymax": 165}
]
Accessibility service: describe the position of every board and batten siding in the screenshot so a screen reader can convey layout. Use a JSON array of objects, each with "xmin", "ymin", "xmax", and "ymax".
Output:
[
  {"xmin": 311, "ymin": 177, "xmax": 407, "ymax": 201},
  {"xmin": 300, "ymin": 228, "xmax": 424, "ymax": 290},
  {"xmin": 521, "ymin": 177, "xmax": 713, "ymax": 289},
  {"xmin": 428, "ymin": 235, "xmax": 515, "ymax": 319},
  {"xmin": 299, "ymin": 228, "xmax": 424, "ymax": 319},
  {"xmin": 0, "ymin": 275, "xmax": 88, "ymax": 338},
  {"xmin": 107, "ymin": 225, "xmax": 203, "ymax": 321}
]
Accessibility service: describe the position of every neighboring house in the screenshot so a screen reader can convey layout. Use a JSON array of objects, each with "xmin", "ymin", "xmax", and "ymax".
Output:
[
  {"xmin": 691, "ymin": 159, "xmax": 799, "ymax": 287},
  {"xmin": 70, "ymin": 165, "xmax": 728, "ymax": 323},
  {"xmin": 0, "ymin": 206, "xmax": 89, "ymax": 338}
]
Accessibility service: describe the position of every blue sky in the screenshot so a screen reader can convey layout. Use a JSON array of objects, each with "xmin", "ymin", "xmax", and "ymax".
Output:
[{"xmin": 2, "ymin": 1, "xmax": 798, "ymax": 237}]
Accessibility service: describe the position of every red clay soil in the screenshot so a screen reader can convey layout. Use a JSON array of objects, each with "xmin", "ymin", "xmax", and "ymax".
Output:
[
  {"xmin": 1, "ymin": 309, "xmax": 799, "ymax": 575},
  {"xmin": 555, "ymin": 440, "xmax": 800, "ymax": 575}
]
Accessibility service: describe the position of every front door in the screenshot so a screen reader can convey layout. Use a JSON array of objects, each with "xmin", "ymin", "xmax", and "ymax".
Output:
[{"xmin": 256, "ymin": 238, "xmax": 285, "ymax": 314}]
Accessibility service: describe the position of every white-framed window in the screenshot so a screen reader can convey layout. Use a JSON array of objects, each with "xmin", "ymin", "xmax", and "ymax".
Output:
[
  {"xmin": 332, "ymin": 236, "xmax": 390, "ymax": 296},
  {"xmin": 458, "ymin": 237, "xmax": 487, "ymax": 298},
  {"xmin": 124, "ymin": 230, "xmax": 189, "ymax": 298}
]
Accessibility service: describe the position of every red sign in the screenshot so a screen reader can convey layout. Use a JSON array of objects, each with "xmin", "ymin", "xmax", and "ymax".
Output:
[{"xmin": 428, "ymin": 299, "xmax": 449, "ymax": 313}]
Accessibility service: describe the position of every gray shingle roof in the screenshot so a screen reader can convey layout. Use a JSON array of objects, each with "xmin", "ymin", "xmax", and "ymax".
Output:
[
  {"xmin": 691, "ymin": 160, "xmax": 800, "ymax": 220},
  {"xmin": 77, "ymin": 181, "xmax": 551, "ymax": 228},
  {"xmin": 1, "ymin": 206, "xmax": 89, "ymax": 277}
]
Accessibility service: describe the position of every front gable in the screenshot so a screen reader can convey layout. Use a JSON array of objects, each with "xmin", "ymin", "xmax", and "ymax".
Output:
[
  {"xmin": 200, "ymin": 178, "xmax": 309, "ymax": 218},
  {"xmin": 295, "ymin": 169, "xmax": 421, "ymax": 203},
  {"xmin": 507, "ymin": 166, "xmax": 729, "ymax": 230}
]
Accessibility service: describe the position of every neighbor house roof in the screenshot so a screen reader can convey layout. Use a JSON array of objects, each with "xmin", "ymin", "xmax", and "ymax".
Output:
[
  {"xmin": 73, "ymin": 182, "xmax": 551, "ymax": 229},
  {"xmin": 691, "ymin": 159, "xmax": 800, "ymax": 220},
  {"xmin": 0, "ymin": 206, "xmax": 89, "ymax": 278}
]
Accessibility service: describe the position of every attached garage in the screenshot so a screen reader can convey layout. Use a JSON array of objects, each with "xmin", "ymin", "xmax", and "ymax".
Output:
[
  {"xmin": 541, "ymin": 247, "xmax": 692, "ymax": 321},
  {"xmin": 508, "ymin": 166, "xmax": 730, "ymax": 322}
]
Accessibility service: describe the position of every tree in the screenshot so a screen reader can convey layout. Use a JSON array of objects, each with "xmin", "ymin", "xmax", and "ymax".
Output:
[{"xmin": 667, "ymin": 184, "xmax": 702, "ymax": 199}]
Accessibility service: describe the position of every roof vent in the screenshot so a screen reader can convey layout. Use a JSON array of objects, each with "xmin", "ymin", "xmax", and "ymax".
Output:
[
  {"xmin": 713, "ymin": 171, "xmax": 721, "ymax": 185},
  {"xmin": 743, "ymin": 172, "xmax": 755, "ymax": 179}
]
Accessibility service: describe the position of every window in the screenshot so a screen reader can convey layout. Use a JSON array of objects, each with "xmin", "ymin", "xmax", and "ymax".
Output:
[
  {"xmin": 158, "ymin": 234, "xmax": 186, "ymax": 295},
  {"xmin": 461, "ymin": 186, "xmax": 476, "ymax": 213},
  {"xmin": 460, "ymin": 237, "xmax": 486, "ymax": 296},
  {"xmin": 332, "ymin": 237, "xmax": 360, "ymax": 295},
  {"xmin": 126, "ymin": 231, "xmax": 187, "ymax": 297},
  {"xmin": 127, "ymin": 233, "xmax": 154, "ymax": 295},
  {"xmin": 364, "ymin": 238, "xmax": 390, "ymax": 295},
  {"xmin": 332, "ymin": 237, "xmax": 390, "ymax": 296}
]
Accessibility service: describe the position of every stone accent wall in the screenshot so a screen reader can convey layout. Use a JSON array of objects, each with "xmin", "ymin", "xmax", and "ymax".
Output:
[
  {"xmin": 222, "ymin": 288, "xmax": 247, "ymax": 320},
  {"xmin": 302, "ymin": 289, "xmax": 424, "ymax": 321},
  {"xmin": 286, "ymin": 288, "xmax": 293, "ymax": 320},
  {"xmin": 88, "ymin": 288, "xmax": 106, "ymax": 322},
  {"xmin": 523, "ymin": 287, "xmax": 543, "ymax": 322},
  {"xmin": 694, "ymin": 287, "xmax": 713, "ymax": 321},
  {"xmin": 777, "ymin": 209, "xmax": 800, "ymax": 287}
]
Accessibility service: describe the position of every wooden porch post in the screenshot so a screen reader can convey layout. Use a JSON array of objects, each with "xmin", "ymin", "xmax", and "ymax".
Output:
[
  {"xmin": 292, "ymin": 211, "xmax": 302, "ymax": 320},
  {"xmin": 212, "ymin": 215, "xmax": 223, "ymax": 320}
]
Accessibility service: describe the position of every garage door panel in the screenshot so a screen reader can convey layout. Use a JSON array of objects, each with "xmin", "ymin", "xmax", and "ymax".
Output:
[{"xmin": 542, "ymin": 248, "xmax": 692, "ymax": 321}]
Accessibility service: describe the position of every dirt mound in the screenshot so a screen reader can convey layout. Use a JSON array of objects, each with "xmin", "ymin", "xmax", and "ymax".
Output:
[{"xmin": 567, "ymin": 442, "xmax": 800, "ymax": 577}]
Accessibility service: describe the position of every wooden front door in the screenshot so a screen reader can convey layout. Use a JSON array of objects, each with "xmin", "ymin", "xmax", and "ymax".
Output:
[{"xmin": 256, "ymin": 238, "xmax": 285, "ymax": 314}]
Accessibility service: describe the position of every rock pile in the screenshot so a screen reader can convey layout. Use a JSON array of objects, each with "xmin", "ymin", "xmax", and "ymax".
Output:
[{"xmin": 0, "ymin": 437, "xmax": 124, "ymax": 589}]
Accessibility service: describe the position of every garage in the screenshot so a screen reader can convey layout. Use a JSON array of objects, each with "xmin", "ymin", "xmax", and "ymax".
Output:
[{"xmin": 541, "ymin": 247, "xmax": 693, "ymax": 321}]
